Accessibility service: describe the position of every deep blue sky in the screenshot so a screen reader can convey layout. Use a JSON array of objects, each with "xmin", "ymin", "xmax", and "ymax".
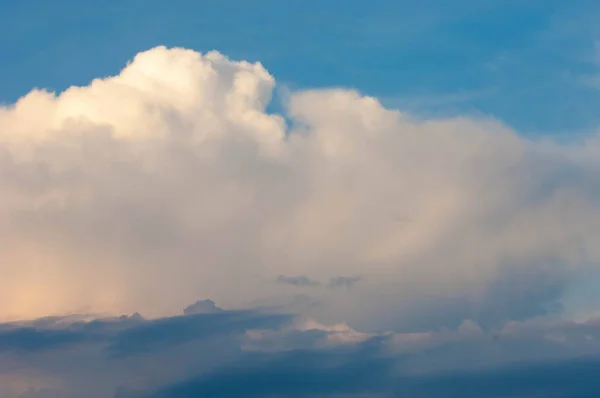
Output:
[{"xmin": 1, "ymin": 0, "xmax": 600, "ymax": 135}]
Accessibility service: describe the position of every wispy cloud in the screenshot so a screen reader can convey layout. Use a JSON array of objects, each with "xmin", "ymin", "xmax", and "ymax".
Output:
[
  {"xmin": 328, "ymin": 276, "xmax": 362, "ymax": 289},
  {"xmin": 276, "ymin": 276, "xmax": 321, "ymax": 287}
]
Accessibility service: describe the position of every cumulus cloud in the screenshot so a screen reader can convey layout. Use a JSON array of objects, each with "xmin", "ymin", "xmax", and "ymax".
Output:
[{"xmin": 1, "ymin": 46, "xmax": 600, "ymax": 336}]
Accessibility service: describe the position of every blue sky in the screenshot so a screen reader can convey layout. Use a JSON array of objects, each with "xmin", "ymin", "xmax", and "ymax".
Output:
[{"xmin": 2, "ymin": 0, "xmax": 600, "ymax": 134}]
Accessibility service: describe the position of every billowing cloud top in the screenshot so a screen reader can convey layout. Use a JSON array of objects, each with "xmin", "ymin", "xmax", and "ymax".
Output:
[{"xmin": 1, "ymin": 45, "xmax": 600, "ymax": 333}]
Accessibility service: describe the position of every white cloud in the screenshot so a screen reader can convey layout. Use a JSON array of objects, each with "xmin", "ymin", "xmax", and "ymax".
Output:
[{"xmin": 1, "ymin": 46, "xmax": 600, "ymax": 331}]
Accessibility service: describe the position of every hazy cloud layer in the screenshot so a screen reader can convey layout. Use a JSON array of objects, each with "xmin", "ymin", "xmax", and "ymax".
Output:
[{"xmin": 1, "ymin": 46, "xmax": 600, "ymax": 335}]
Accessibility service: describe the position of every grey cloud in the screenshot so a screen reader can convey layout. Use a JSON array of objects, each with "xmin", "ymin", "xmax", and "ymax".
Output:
[
  {"xmin": 121, "ymin": 331, "xmax": 600, "ymax": 398},
  {"xmin": 472, "ymin": 260, "xmax": 569, "ymax": 328},
  {"xmin": 0, "ymin": 327, "xmax": 88, "ymax": 353},
  {"xmin": 183, "ymin": 299, "xmax": 223, "ymax": 315},
  {"xmin": 276, "ymin": 275, "xmax": 321, "ymax": 287},
  {"xmin": 142, "ymin": 343, "xmax": 394, "ymax": 398},
  {"xmin": 328, "ymin": 276, "xmax": 362, "ymax": 289},
  {"xmin": 3, "ymin": 309, "xmax": 600, "ymax": 398},
  {"xmin": 390, "ymin": 357, "xmax": 600, "ymax": 398},
  {"xmin": 108, "ymin": 310, "xmax": 290, "ymax": 358},
  {"xmin": 137, "ymin": 357, "xmax": 600, "ymax": 398}
]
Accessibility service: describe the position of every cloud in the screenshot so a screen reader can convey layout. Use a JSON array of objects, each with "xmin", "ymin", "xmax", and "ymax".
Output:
[
  {"xmin": 141, "ymin": 346, "xmax": 394, "ymax": 398},
  {"xmin": 135, "ymin": 355, "xmax": 600, "ymax": 398},
  {"xmin": 275, "ymin": 275, "xmax": 362, "ymax": 289},
  {"xmin": 0, "ymin": 327, "xmax": 87, "ymax": 353},
  {"xmin": 328, "ymin": 276, "xmax": 362, "ymax": 289},
  {"xmin": 108, "ymin": 310, "xmax": 289, "ymax": 358},
  {"xmin": 3, "ymin": 307, "xmax": 600, "ymax": 397},
  {"xmin": 182, "ymin": 299, "xmax": 223, "ymax": 315},
  {"xmin": 276, "ymin": 275, "xmax": 321, "ymax": 287},
  {"xmin": 1, "ymin": 45, "xmax": 600, "ymax": 335}
]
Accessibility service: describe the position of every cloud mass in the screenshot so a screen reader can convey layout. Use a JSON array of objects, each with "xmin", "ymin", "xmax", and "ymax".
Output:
[
  {"xmin": 1, "ymin": 45, "xmax": 600, "ymax": 334},
  {"xmin": 3, "ymin": 306, "xmax": 600, "ymax": 398}
]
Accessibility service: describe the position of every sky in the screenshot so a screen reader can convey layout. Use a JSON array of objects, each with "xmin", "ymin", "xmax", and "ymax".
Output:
[
  {"xmin": 2, "ymin": 1, "xmax": 600, "ymax": 397},
  {"xmin": 3, "ymin": 0, "xmax": 600, "ymax": 133}
]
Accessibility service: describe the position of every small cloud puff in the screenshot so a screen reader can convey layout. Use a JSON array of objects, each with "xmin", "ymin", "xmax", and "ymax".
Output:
[{"xmin": 183, "ymin": 299, "xmax": 223, "ymax": 315}]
